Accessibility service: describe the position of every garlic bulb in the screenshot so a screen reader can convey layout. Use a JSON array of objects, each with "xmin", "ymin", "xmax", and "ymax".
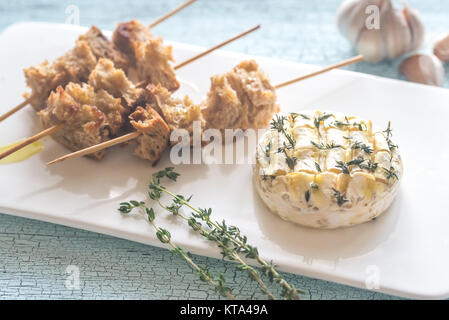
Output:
[
  {"xmin": 399, "ymin": 54, "xmax": 444, "ymax": 87},
  {"xmin": 433, "ymin": 33, "xmax": 449, "ymax": 62},
  {"xmin": 337, "ymin": 0, "xmax": 425, "ymax": 62}
]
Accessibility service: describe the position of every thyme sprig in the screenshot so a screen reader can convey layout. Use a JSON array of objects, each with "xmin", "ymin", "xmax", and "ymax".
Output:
[
  {"xmin": 156, "ymin": 197, "xmax": 276, "ymax": 300},
  {"xmin": 359, "ymin": 160, "xmax": 378, "ymax": 173},
  {"xmin": 119, "ymin": 201, "xmax": 235, "ymax": 299},
  {"xmin": 290, "ymin": 113, "xmax": 310, "ymax": 122},
  {"xmin": 283, "ymin": 151, "xmax": 297, "ymax": 170},
  {"xmin": 383, "ymin": 121, "xmax": 398, "ymax": 151},
  {"xmin": 336, "ymin": 157, "xmax": 378, "ymax": 174},
  {"xmin": 333, "ymin": 117, "xmax": 366, "ymax": 131},
  {"xmin": 383, "ymin": 166, "xmax": 399, "ymax": 180},
  {"xmin": 331, "ymin": 188, "xmax": 349, "ymax": 207},
  {"xmin": 305, "ymin": 190, "xmax": 310, "ymax": 202},
  {"xmin": 311, "ymin": 140, "xmax": 342, "ymax": 150},
  {"xmin": 351, "ymin": 141, "xmax": 373, "ymax": 154},
  {"xmin": 305, "ymin": 182, "xmax": 319, "ymax": 203},
  {"xmin": 335, "ymin": 161, "xmax": 350, "ymax": 174},
  {"xmin": 346, "ymin": 158, "xmax": 366, "ymax": 167},
  {"xmin": 314, "ymin": 113, "xmax": 333, "ymax": 134},
  {"xmin": 148, "ymin": 168, "xmax": 302, "ymax": 300},
  {"xmin": 270, "ymin": 115, "xmax": 295, "ymax": 150}
]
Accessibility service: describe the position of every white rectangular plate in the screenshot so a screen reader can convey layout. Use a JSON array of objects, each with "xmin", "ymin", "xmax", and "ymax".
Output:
[{"xmin": 1, "ymin": 23, "xmax": 449, "ymax": 299}]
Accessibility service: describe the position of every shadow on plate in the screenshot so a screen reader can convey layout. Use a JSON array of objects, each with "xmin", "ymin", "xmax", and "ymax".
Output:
[
  {"xmin": 252, "ymin": 183, "xmax": 402, "ymax": 262},
  {"xmin": 18, "ymin": 141, "xmax": 209, "ymax": 209}
]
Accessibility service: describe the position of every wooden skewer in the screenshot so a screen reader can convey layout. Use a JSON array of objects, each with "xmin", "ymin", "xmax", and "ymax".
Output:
[
  {"xmin": 0, "ymin": 97, "xmax": 32, "ymax": 122},
  {"xmin": 0, "ymin": 123, "xmax": 65, "ymax": 161},
  {"xmin": 47, "ymin": 55, "xmax": 365, "ymax": 165},
  {"xmin": 46, "ymin": 131, "xmax": 140, "ymax": 165},
  {"xmin": 149, "ymin": 0, "xmax": 197, "ymax": 29},
  {"xmin": 0, "ymin": 2, "xmax": 196, "ymax": 124},
  {"xmin": 174, "ymin": 25, "xmax": 261, "ymax": 70},
  {"xmin": 274, "ymin": 54, "xmax": 364, "ymax": 89},
  {"xmin": 136, "ymin": 24, "xmax": 261, "ymax": 88}
]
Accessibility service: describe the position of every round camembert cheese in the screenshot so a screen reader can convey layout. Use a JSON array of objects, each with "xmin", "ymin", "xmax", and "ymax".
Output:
[{"xmin": 254, "ymin": 110, "xmax": 402, "ymax": 229}]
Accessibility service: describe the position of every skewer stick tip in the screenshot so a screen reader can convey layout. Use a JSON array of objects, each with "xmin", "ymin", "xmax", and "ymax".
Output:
[
  {"xmin": 0, "ymin": 122, "xmax": 64, "ymax": 161},
  {"xmin": 0, "ymin": 97, "xmax": 33, "ymax": 123},
  {"xmin": 274, "ymin": 54, "xmax": 365, "ymax": 89},
  {"xmin": 174, "ymin": 24, "xmax": 261, "ymax": 70},
  {"xmin": 46, "ymin": 131, "xmax": 141, "ymax": 165},
  {"xmin": 149, "ymin": 0, "xmax": 197, "ymax": 28}
]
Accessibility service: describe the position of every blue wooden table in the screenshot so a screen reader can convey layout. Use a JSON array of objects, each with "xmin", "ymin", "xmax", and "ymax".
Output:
[{"xmin": 0, "ymin": 0, "xmax": 447, "ymax": 300}]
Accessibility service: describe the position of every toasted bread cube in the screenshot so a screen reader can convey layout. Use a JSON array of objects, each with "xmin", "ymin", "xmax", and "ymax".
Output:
[{"xmin": 129, "ymin": 105, "xmax": 170, "ymax": 163}]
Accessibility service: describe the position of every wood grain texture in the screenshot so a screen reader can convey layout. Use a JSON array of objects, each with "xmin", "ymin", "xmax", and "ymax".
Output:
[{"xmin": 2, "ymin": 0, "xmax": 447, "ymax": 300}]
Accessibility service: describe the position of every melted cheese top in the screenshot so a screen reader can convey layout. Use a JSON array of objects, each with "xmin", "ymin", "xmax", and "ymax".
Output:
[{"xmin": 256, "ymin": 111, "xmax": 401, "ymax": 209}]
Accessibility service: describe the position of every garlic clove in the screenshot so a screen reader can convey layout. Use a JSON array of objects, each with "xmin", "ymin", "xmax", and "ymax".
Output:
[
  {"xmin": 356, "ymin": 28, "xmax": 384, "ymax": 62},
  {"xmin": 403, "ymin": 5, "xmax": 425, "ymax": 52},
  {"xmin": 337, "ymin": 0, "xmax": 382, "ymax": 44},
  {"xmin": 336, "ymin": 0, "xmax": 425, "ymax": 62},
  {"xmin": 355, "ymin": 0, "xmax": 391, "ymax": 62},
  {"xmin": 433, "ymin": 33, "xmax": 449, "ymax": 62},
  {"xmin": 399, "ymin": 54, "xmax": 445, "ymax": 87},
  {"xmin": 382, "ymin": 3, "xmax": 412, "ymax": 60}
]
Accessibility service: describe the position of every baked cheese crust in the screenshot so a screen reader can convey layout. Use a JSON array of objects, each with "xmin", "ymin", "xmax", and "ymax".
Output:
[{"xmin": 254, "ymin": 110, "xmax": 402, "ymax": 229}]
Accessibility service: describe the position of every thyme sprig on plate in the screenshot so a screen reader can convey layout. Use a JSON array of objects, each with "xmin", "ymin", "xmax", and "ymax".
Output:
[
  {"xmin": 155, "ymin": 195, "xmax": 276, "ymax": 300},
  {"xmin": 147, "ymin": 168, "xmax": 302, "ymax": 300},
  {"xmin": 118, "ymin": 201, "xmax": 235, "ymax": 300}
]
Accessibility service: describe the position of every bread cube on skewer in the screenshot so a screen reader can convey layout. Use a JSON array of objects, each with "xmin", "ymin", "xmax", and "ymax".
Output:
[
  {"xmin": 146, "ymin": 84, "xmax": 204, "ymax": 146},
  {"xmin": 88, "ymin": 58, "xmax": 145, "ymax": 109},
  {"xmin": 135, "ymin": 38, "xmax": 180, "ymax": 92},
  {"xmin": 43, "ymin": 59, "xmax": 280, "ymax": 164},
  {"xmin": 78, "ymin": 25, "xmax": 130, "ymax": 71},
  {"xmin": 39, "ymin": 83, "xmax": 127, "ymax": 160},
  {"xmin": 128, "ymin": 105, "xmax": 170, "ymax": 164},
  {"xmin": 203, "ymin": 60, "xmax": 279, "ymax": 131},
  {"xmin": 112, "ymin": 19, "xmax": 179, "ymax": 92},
  {"xmin": 23, "ymin": 26, "xmax": 129, "ymax": 113},
  {"xmin": 24, "ymin": 40, "xmax": 97, "ymax": 111},
  {"xmin": 113, "ymin": 20, "xmax": 154, "ymax": 65}
]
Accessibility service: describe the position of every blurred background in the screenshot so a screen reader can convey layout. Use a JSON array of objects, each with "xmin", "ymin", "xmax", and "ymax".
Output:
[
  {"xmin": 0, "ymin": 0, "xmax": 447, "ymax": 300},
  {"xmin": 1, "ymin": 0, "xmax": 449, "ymax": 86}
]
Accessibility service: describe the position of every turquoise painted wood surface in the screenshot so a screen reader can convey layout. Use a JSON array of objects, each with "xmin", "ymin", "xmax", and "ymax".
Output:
[{"xmin": 0, "ymin": 0, "xmax": 447, "ymax": 299}]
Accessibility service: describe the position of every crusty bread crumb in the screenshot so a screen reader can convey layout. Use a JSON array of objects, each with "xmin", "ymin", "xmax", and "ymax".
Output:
[
  {"xmin": 203, "ymin": 59, "xmax": 279, "ymax": 131},
  {"xmin": 146, "ymin": 84, "xmax": 204, "ymax": 146},
  {"xmin": 135, "ymin": 38, "xmax": 179, "ymax": 92},
  {"xmin": 78, "ymin": 25, "xmax": 130, "ymax": 71},
  {"xmin": 88, "ymin": 58, "xmax": 145, "ymax": 109},
  {"xmin": 39, "ymin": 82, "xmax": 127, "ymax": 159},
  {"xmin": 129, "ymin": 105, "xmax": 170, "ymax": 163},
  {"xmin": 23, "ymin": 40, "xmax": 97, "ymax": 111},
  {"xmin": 112, "ymin": 20, "xmax": 154, "ymax": 65}
]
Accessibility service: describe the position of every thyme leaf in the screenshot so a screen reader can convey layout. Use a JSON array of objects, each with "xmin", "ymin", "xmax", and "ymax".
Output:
[
  {"xmin": 125, "ymin": 168, "xmax": 304, "ymax": 300},
  {"xmin": 351, "ymin": 141, "xmax": 373, "ymax": 154},
  {"xmin": 311, "ymin": 140, "xmax": 342, "ymax": 150},
  {"xmin": 331, "ymin": 188, "xmax": 349, "ymax": 207}
]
